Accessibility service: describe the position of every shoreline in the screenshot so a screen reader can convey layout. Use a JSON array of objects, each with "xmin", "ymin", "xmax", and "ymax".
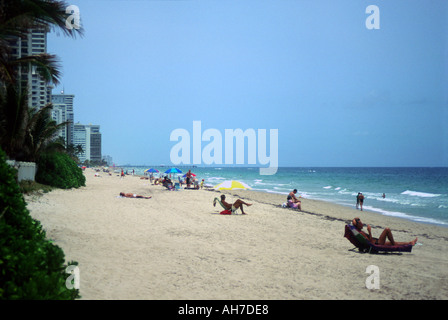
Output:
[
  {"xmin": 247, "ymin": 189, "xmax": 448, "ymax": 229},
  {"xmin": 26, "ymin": 169, "xmax": 448, "ymax": 299},
  {"xmin": 215, "ymin": 188, "xmax": 448, "ymax": 238},
  {"xmin": 129, "ymin": 167, "xmax": 448, "ymax": 228}
]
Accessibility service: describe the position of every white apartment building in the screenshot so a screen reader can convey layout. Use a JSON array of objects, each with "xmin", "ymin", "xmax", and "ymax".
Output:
[
  {"xmin": 73, "ymin": 123, "xmax": 102, "ymax": 163},
  {"xmin": 51, "ymin": 93, "xmax": 75, "ymax": 146}
]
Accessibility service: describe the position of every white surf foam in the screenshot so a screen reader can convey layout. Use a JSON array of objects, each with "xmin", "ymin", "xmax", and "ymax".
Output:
[{"xmin": 401, "ymin": 190, "xmax": 441, "ymax": 198}]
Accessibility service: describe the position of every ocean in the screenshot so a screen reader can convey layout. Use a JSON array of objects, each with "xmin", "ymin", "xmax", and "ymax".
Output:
[{"xmin": 119, "ymin": 166, "xmax": 448, "ymax": 227}]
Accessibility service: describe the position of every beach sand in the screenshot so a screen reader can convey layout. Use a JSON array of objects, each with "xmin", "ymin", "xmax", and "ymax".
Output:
[{"xmin": 25, "ymin": 169, "xmax": 448, "ymax": 300}]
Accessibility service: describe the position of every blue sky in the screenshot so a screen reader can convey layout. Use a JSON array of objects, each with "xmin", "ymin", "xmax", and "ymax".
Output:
[{"xmin": 48, "ymin": 0, "xmax": 448, "ymax": 167}]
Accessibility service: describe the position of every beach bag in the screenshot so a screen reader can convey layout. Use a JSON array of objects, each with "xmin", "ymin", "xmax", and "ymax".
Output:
[{"xmin": 220, "ymin": 209, "xmax": 232, "ymax": 215}]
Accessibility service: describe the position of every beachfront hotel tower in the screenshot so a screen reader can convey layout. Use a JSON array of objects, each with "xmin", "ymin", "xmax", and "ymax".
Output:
[
  {"xmin": 6, "ymin": 28, "xmax": 52, "ymax": 110},
  {"xmin": 51, "ymin": 93, "xmax": 75, "ymax": 146},
  {"xmin": 73, "ymin": 123, "xmax": 102, "ymax": 164}
]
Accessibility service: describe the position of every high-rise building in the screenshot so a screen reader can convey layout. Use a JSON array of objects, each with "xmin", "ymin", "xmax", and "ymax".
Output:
[
  {"xmin": 73, "ymin": 123, "xmax": 102, "ymax": 164},
  {"xmin": 7, "ymin": 28, "xmax": 51, "ymax": 110},
  {"xmin": 51, "ymin": 93, "xmax": 75, "ymax": 146},
  {"xmin": 102, "ymin": 155, "xmax": 113, "ymax": 166}
]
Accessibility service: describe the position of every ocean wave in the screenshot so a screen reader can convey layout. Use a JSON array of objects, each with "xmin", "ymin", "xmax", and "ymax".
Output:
[
  {"xmin": 208, "ymin": 176, "xmax": 226, "ymax": 180},
  {"xmin": 362, "ymin": 206, "xmax": 448, "ymax": 226},
  {"xmin": 273, "ymin": 186, "xmax": 289, "ymax": 191},
  {"xmin": 401, "ymin": 190, "xmax": 441, "ymax": 198},
  {"xmin": 254, "ymin": 188, "xmax": 288, "ymax": 195},
  {"xmin": 323, "ymin": 186, "xmax": 332, "ymax": 189},
  {"xmin": 376, "ymin": 197, "xmax": 401, "ymax": 204}
]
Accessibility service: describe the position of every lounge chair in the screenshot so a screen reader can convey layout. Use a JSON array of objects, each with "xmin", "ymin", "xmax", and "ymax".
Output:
[
  {"xmin": 213, "ymin": 197, "xmax": 238, "ymax": 214},
  {"xmin": 344, "ymin": 224, "xmax": 413, "ymax": 253}
]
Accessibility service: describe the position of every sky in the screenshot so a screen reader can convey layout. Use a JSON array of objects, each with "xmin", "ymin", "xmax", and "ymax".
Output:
[{"xmin": 47, "ymin": 0, "xmax": 448, "ymax": 167}]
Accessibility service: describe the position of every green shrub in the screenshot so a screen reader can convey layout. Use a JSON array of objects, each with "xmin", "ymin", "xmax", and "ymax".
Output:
[
  {"xmin": 19, "ymin": 180, "xmax": 54, "ymax": 195},
  {"xmin": 36, "ymin": 152, "xmax": 85, "ymax": 189},
  {"xmin": 0, "ymin": 147, "xmax": 80, "ymax": 299}
]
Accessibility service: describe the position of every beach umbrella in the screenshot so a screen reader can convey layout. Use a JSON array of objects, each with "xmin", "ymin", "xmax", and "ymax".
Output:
[
  {"xmin": 144, "ymin": 168, "xmax": 159, "ymax": 173},
  {"xmin": 164, "ymin": 167, "xmax": 182, "ymax": 174},
  {"xmin": 182, "ymin": 173, "xmax": 196, "ymax": 177},
  {"xmin": 213, "ymin": 180, "xmax": 251, "ymax": 190},
  {"xmin": 164, "ymin": 167, "xmax": 182, "ymax": 178}
]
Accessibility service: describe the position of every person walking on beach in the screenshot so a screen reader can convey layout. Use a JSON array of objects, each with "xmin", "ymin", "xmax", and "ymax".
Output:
[
  {"xmin": 215, "ymin": 194, "xmax": 252, "ymax": 215},
  {"xmin": 356, "ymin": 192, "xmax": 365, "ymax": 210},
  {"xmin": 121, "ymin": 169, "xmax": 124, "ymax": 179},
  {"xmin": 356, "ymin": 193, "xmax": 360, "ymax": 209},
  {"xmin": 358, "ymin": 193, "xmax": 364, "ymax": 211},
  {"xmin": 352, "ymin": 217, "xmax": 417, "ymax": 246}
]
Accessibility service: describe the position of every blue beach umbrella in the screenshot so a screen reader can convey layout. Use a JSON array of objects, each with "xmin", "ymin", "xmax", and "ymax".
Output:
[
  {"xmin": 144, "ymin": 168, "xmax": 159, "ymax": 173},
  {"xmin": 164, "ymin": 167, "xmax": 182, "ymax": 174},
  {"xmin": 164, "ymin": 167, "xmax": 182, "ymax": 178}
]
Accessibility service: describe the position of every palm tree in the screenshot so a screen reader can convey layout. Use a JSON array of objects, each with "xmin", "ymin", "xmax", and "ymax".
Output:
[
  {"xmin": 24, "ymin": 103, "xmax": 69, "ymax": 162},
  {"xmin": 0, "ymin": 84, "xmax": 28, "ymax": 159},
  {"xmin": 0, "ymin": 0, "xmax": 83, "ymax": 86},
  {"xmin": 0, "ymin": 0, "xmax": 83, "ymax": 160},
  {"xmin": 0, "ymin": 84, "xmax": 68, "ymax": 161},
  {"xmin": 62, "ymin": 142, "xmax": 83, "ymax": 163},
  {"xmin": 75, "ymin": 144, "xmax": 83, "ymax": 156}
]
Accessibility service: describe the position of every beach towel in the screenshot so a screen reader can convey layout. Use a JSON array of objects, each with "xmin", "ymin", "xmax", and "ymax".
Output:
[{"xmin": 344, "ymin": 224, "xmax": 413, "ymax": 253}]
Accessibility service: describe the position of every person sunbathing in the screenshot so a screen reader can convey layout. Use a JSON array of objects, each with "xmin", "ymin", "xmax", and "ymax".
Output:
[
  {"xmin": 352, "ymin": 218, "xmax": 417, "ymax": 246},
  {"xmin": 119, "ymin": 192, "xmax": 151, "ymax": 199},
  {"xmin": 214, "ymin": 194, "xmax": 252, "ymax": 214}
]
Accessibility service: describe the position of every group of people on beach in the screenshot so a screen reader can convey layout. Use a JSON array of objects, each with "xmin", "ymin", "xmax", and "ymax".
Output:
[
  {"xmin": 286, "ymin": 189, "xmax": 302, "ymax": 210},
  {"xmin": 222, "ymin": 188, "xmax": 302, "ymax": 215},
  {"xmin": 150, "ymin": 170, "xmax": 205, "ymax": 190},
  {"xmin": 117, "ymin": 170, "xmax": 417, "ymax": 249},
  {"xmin": 356, "ymin": 192, "xmax": 386, "ymax": 211}
]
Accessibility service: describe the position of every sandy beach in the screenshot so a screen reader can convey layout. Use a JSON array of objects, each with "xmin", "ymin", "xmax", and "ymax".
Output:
[{"xmin": 25, "ymin": 169, "xmax": 448, "ymax": 300}]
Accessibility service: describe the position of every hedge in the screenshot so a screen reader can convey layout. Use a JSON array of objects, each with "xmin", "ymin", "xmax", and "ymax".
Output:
[
  {"xmin": 36, "ymin": 152, "xmax": 85, "ymax": 189},
  {"xmin": 0, "ymin": 147, "xmax": 80, "ymax": 299}
]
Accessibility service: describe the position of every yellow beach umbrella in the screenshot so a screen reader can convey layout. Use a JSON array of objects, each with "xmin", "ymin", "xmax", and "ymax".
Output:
[{"xmin": 213, "ymin": 180, "xmax": 251, "ymax": 190}]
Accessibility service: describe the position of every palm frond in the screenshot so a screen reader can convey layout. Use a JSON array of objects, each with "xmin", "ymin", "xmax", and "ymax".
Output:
[
  {"xmin": 13, "ymin": 53, "xmax": 62, "ymax": 85},
  {"xmin": 0, "ymin": 0, "xmax": 84, "ymax": 40}
]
